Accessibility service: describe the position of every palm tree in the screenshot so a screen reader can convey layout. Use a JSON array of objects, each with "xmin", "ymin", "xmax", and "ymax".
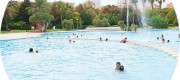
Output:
[
  {"xmin": 53, "ymin": 1, "xmax": 68, "ymax": 29},
  {"xmin": 27, "ymin": 0, "xmax": 50, "ymax": 14},
  {"xmin": 148, "ymin": 0, "xmax": 155, "ymax": 15},
  {"xmin": 156, "ymin": 0, "xmax": 165, "ymax": 14},
  {"xmin": 4, "ymin": 1, "xmax": 19, "ymax": 30}
]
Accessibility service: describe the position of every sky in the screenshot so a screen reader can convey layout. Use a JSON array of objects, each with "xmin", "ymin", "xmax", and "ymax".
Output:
[{"xmin": 15, "ymin": 0, "xmax": 172, "ymax": 7}]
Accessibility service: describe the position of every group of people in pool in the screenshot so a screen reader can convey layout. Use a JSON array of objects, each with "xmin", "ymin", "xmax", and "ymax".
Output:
[
  {"xmin": 99, "ymin": 37, "xmax": 108, "ymax": 41},
  {"xmin": 68, "ymin": 33, "xmax": 83, "ymax": 43},
  {"xmin": 29, "ymin": 48, "xmax": 38, "ymax": 53},
  {"xmin": 157, "ymin": 35, "xmax": 170, "ymax": 43}
]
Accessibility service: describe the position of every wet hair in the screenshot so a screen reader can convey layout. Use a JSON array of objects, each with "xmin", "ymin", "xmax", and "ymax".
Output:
[
  {"xmin": 100, "ymin": 37, "xmax": 102, "ymax": 41},
  {"xmin": 116, "ymin": 62, "xmax": 121, "ymax": 65},
  {"xmin": 106, "ymin": 38, "xmax": 108, "ymax": 41},
  {"xmin": 157, "ymin": 37, "xmax": 159, "ymax": 40},
  {"xmin": 73, "ymin": 41, "xmax": 75, "ymax": 43},
  {"xmin": 120, "ymin": 65, "xmax": 124, "ymax": 71},
  {"xmin": 36, "ymin": 50, "xmax": 38, "ymax": 53},
  {"xmin": 167, "ymin": 40, "xmax": 170, "ymax": 43},
  {"xmin": 29, "ymin": 48, "xmax": 33, "ymax": 53},
  {"xmin": 47, "ymin": 37, "xmax": 49, "ymax": 39}
]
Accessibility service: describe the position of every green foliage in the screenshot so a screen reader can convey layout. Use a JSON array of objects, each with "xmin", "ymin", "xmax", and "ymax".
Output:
[
  {"xmin": 62, "ymin": 19, "xmax": 73, "ymax": 30},
  {"xmin": 51, "ymin": 1, "xmax": 73, "ymax": 29},
  {"xmin": 12, "ymin": 21, "xmax": 26, "ymax": 30},
  {"xmin": 27, "ymin": 0, "xmax": 51, "ymax": 14},
  {"xmin": 4, "ymin": 1, "xmax": 19, "ymax": 30},
  {"xmin": 149, "ymin": 15, "xmax": 168, "ymax": 29},
  {"xmin": 102, "ymin": 13, "xmax": 119, "ymax": 25},
  {"xmin": 92, "ymin": 18, "xmax": 110, "ymax": 27},
  {"xmin": 173, "ymin": 18, "xmax": 179, "ymax": 26},
  {"xmin": 146, "ymin": 8, "xmax": 178, "ymax": 27},
  {"xmin": 16, "ymin": 0, "xmax": 31, "ymax": 23},
  {"xmin": 29, "ymin": 12, "xmax": 54, "ymax": 24},
  {"xmin": 117, "ymin": 21, "xmax": 126, "ymax": 31},
  {"xmin": 102, "ymin": 18, "xmax": 110, "ymax": 27}
]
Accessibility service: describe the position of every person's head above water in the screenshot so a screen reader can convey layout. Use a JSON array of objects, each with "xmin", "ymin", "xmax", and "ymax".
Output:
[
  {"xmin": 116, "ymin": 62, "xmax": 124, "ymax": 71},
  {"xmin": 116, "ymin": 62, "xmax": 121, "ymax": 66},
  {"xmin": 36, "ymin": 50, "xmax": 38, "ymax": 53},
  {"xmin": 29, "ymin": 48, "xmax": 33, "ymax": 53},
  {"xmin": 157, "ymin": 37, "xmax": 159, "ymax": 40},
  {"xmin": 116, "ymin": 62, "xmax": 121, "ymax": 70},
  {"xmin": 106, "ymin": 38, "xmax": 108, "ymax": 41}
]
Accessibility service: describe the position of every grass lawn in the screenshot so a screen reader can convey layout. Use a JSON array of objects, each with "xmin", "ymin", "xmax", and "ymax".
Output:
[{"xmin": 0, "ymin": 29, "xmax": 67, "ymax": 34}]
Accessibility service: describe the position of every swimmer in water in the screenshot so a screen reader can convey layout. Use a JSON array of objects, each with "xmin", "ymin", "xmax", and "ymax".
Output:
[
  {"xmin": 115, "ymin": 62, "xmax": 121, "ymax": 70},
  {"xmin": 73, "ymin": 41, "xmax": 75, "ymax": 43},
  {"xmin": 167, "ymin": 40, "xmax": 170, "ymax": 43},
  {"xmin": 120, "ymin": 37, "xmax": 128, "ymax": 43},
  {"xmin": 157, "ymin": 37, "xmax": 159, "ymax": 40},
  {"xmin": 161, "ymin": 35, "xmax": 164, "ymax": 39},
  {"xmin": 36, "ymin": 50, "xmax": 38, "ymax": 53},
  {"xmin": 100, "ymin": 37, "xmax": 102, "ymax": 41},
  {"xmin": 115, "ymin": 62, "xmax": 124, "ymax": 71},
  {"xmin": 106, "ymin": 38, "xmax": 108, "ymax": 41},
  {"xmin": 77, "ymin": 36, "xmax": 78, "ymax": 38},
  {"xmin": 162, "ymin": 38, "xmax": 165, "ymax": 43},
  {"xmin": 29, "ymin": 48, "xmax": 34, "ymax": 53}
]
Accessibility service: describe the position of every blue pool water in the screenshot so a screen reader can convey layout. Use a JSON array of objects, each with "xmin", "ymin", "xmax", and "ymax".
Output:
[{"xmin": 0, "ymin": 29, "xmax": 179, "ymax": 80}]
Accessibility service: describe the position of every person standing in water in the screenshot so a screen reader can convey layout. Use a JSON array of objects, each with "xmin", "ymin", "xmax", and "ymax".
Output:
[{"xmin": 120, "ymin": 37, "xmax": 128, "ymax": 43}]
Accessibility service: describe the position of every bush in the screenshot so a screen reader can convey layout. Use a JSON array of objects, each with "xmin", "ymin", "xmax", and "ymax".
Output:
[
  {"xmin": 173, "ymin": 18, "xmax": 179, "ymax": 26},
  {"xmin": 117, "ymin": 21, "xmax": 126, "ymax": 31},
  {"xmin": 148, "ymin": 15, "xmax": 169, "ymax": 29},
  {"xmin": 92, "ymin": 18, "xmax": 110, "ymax": 27},
  {"xmin": 10, "ymin": 21, "xmax": 26, "ymax": 30},
  {"xmin": 102, "ymin": 18, "xmax": 110, "ymax": 27},
  {"xmin": 62, "ymin": 19, "xmax": 73, "ymax": 30}
]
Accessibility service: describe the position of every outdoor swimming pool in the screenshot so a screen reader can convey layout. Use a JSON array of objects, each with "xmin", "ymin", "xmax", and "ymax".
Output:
[{"xmin": 0, "ymin": 29, "xmax": 179, "ymax": 80}]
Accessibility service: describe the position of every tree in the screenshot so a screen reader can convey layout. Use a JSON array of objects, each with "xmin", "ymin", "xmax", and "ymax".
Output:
[
  {"xmin": 16, "ymin": 0, "xmax": 31, "ymax": 23},
  {"xmin": 102, "ymin": 18, "xmax": 110, "ymax": 27},
  {"xmin": 29, "ymin": 12, "xmax": 54, "ymax": 32},
  {"xmin": 148, "ymin": 0, "xmax": 155, "ymax": 15},
  {"xmin": 27, "ymin": 0, "xmax": 50, "ymax": 14},
  {"xmin": 102, "ymin": 13, "xmax": 118, "ymax": 25},
  {"xmin": 117, "ymin": 21, "xmax": 126, "ymax": 31},
  {"xmin": 76, "ymin": 4, "xmax": 93, "ymax": 28},
  {"xmin": 149, "ymin": 15, "xmax": 168, "ymax": 29},
  {"xmin": 165, "ymin": 9, "xmax": 176, "ymax": 24},
  {"xmin": 4, "ymin": 1, "xmax": 19, "ymax": 30},
  {"xmin": 73, "ymin": 12, "xmax": 82, "ymax": 29},
  {"xmin": 62, "ymin": 19, "xmax": 73, "ymax": 30},
  {"xmin": 51, "ymin": 1, "xmax": 69, "ymax": 29},
  {"xmin": 156, "ymin": 0, "xmax": 165, "ymax": 14}
]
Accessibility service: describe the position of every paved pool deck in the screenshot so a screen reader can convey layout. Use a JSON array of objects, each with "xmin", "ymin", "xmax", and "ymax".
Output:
[
  {"xmin": 0, "ymin": 33, "xmax": 42, "ymax": 40},
  {"xmin": 86, "ymin": 27, "xmax": 121, "ymax": 30}
]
